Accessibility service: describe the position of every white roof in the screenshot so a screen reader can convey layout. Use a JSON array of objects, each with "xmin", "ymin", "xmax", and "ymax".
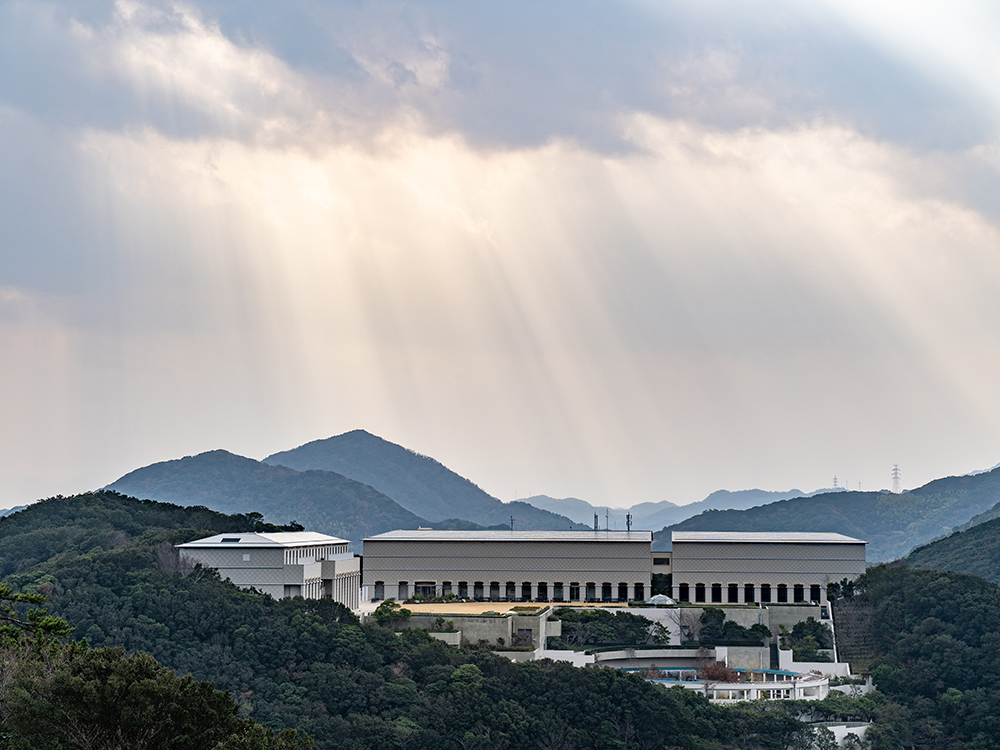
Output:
[
  {"xmin": 364, "ymin": 529, "xmax": 652, "ymax": 543},
  {"xmin": 177, "ymin": 531, "xmax": 348, "ymax": 548},
  {"xmin": 671, "ymin": 531, "xmax": 866, "ymax": 544}
]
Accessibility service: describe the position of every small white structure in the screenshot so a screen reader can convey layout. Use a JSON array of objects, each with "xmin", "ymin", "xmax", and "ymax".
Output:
[
  {"xmin": 177, "ymin": 532, "xmax": 361, "ymax": 609},
  {"xmin": 647, "ymin": 668, "xmax": 830, "ymax": 702}
]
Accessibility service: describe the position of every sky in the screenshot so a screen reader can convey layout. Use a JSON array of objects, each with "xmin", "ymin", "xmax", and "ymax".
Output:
[{"xmin": 2, "ymin": 0, "xmax": 1000, "ymax": 509}]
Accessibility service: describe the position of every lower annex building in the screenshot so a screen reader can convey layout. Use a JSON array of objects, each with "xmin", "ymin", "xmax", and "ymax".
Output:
[{"xmin": 176, "ymin": 531, "xmax": 361, "ymax": 609}]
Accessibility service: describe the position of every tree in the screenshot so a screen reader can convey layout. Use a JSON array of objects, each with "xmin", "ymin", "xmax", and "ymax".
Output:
[
  {"xmin": 0, "ymin": 584, "xmax": 73, "ymax": 645},
  {"xmin": 372, "ymin": 600, "xmax": 412, "ymax": 629},
  {"xmin": 2, "ymin": 646, "xmax": 312, "ymax": 750}
]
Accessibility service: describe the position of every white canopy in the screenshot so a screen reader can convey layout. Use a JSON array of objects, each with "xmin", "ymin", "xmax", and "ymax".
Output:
[{"xmin": 645, "ymin": 594, "xmax": 674, "ymax": 605}]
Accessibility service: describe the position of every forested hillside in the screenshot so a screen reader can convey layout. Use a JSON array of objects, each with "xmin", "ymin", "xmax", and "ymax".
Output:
[
  {"xmin": 1, "ymin": 492, "xmax": 814, "ymax": 749},
  {"xmin": 264, "ymin": 430, "xmax": 585, "ymax": 530},
  {"xmin": 907, "ymin": 514, "xmax": 1000, "ymax": 583},
  {"xmin": 656, "ymin": 467, "xmax": 1000, "ymax": 560},
  {"xmin": 828, "ymin": 564, "xmax": 1000, "ymax": 749},
  {"xmin": 106, "ymin": 449, "xmax": 429, "ymax": 542}
]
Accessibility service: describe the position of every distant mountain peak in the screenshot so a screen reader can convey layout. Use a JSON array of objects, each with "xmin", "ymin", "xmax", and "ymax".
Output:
[{"xmin": 265, "ymin": 431, "xmax": 584, "ymax": 530}]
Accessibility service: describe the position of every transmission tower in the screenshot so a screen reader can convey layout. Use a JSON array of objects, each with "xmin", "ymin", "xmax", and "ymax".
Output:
[
  {"xmin": 833, "ymin": 475, "xmax": 838, "ymax": 489},
  {"xmin": 892, "ymin": 465, "xmax": 901, "ymax": 494}
]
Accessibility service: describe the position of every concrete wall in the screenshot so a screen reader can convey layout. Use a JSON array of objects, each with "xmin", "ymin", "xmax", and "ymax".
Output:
[
  {"xmin": 592, "ymin": 648, "xmax": 708, "ymax": 670},
  {"xmin": 427, "ymin": 632, "xmax": 462, "ymax": 646},
  {"xmin": 408, "ymin": 613, "xmax": 512, "ymax": 647},
  {"xmin": 182, "ymin": 546, "xmax": 284, "ymax": 569},
  {"xmin": 406, "ymin": 609, "xmax": 557, "ymax": 648},
  {"xmin": 778, "ymin": 649, "xmax": 851, "ymax": 677},
  {"xmin": 719, "ymin": 645, "xmax": 771, "ymax": 671}
]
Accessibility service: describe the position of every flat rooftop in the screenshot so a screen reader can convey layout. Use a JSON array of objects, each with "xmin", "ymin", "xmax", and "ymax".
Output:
[
  {"xmin": 671, "ymin": 531, "xmax": 866, "ymax": 544},
  {"xmin": 364, "ymin": 530, "xmax": 653, "ymax": 543},
  {"xmin": 177, "ymin": 531, "xmax": 349, "ymax": 548}
]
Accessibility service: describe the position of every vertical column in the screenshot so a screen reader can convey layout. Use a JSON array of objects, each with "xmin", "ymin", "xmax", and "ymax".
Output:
[
  {"xmin": 627, "ymin": 584, "xmax": 635, "ymax": 602},
  {"xmin": 531, "ymin": 583, "xmax": 539, "ymax": 601}
]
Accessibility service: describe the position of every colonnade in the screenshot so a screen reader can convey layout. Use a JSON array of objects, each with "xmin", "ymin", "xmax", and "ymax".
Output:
[
  {"xmin": 378, "ymin": 580, "xmax": 648, "ymax": 603},
  {"xmin": 671, "ymin": 582, "xmax": 825, "ymax": 605}
]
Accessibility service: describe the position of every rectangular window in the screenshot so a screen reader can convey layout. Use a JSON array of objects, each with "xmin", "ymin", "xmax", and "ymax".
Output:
[
  {"xmin": 744, "ymin": 584, "xmax": 755, "ymax": 603},
  {"xmin": 777, "ymin": 584, "xmax": 788, "ymax": 603},
  {"xmin": 695, "ymin": 583, "xmax": 706, "ymax": 603},
  {"xmin": 760, "ymin": 584, "xmax": 771, "ymax": 603},
  {"xmin": 810, "ymin": 584, "xmax": 821, "ymax": 603},
  {"xmin": 711, "ymin": 583, "xmax": 722, "ymax": 603},
  {"xmin": 569, "ymin": 583, "xmax": 580, "ymax": 601},
  {"xmin": 652, "ymin": 557, "xmax": 670, "ymax": 565},
  {"xmin": 678, "ymin": 583, "xmax": 689, "ymax": 602},
  {"xmin": 793, "ymin": 584, "xmax": 804, "ymax": 603},
  {"xmin": 728, "ymin": 584, "xmax": 739, "ymax": 603},
  {"xmin": 242, "ymin": 553, "xmax": 251, "ymax": 561}
]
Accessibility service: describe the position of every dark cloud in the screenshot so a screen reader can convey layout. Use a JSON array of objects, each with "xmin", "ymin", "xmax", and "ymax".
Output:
[{"xmin": 0, "ymin": 1, "xmax": 994, "ymax": 152}]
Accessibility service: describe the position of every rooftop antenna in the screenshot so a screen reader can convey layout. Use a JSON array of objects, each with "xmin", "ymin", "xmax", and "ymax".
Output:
[
  {"xmin": 594, "ymin": 513, "xmax": 599, "ymax": 531},
  {"xmin": 892, "ymin": 465, "xmax": 901, "ymax": 494},
  {"xmin": 626, "ymin": 512, "xmax": 632, "ymax": 532},
  {"xmin": 510, "ymin": 515, "xmax": 514, "ymax": 531},
  {"xmin": 606, "ymin": 508, "xmax": 609, "ymax": 534}
]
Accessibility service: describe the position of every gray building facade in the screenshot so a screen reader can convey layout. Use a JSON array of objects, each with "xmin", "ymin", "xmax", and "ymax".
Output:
[
  {"xmin": 670, "ymin": 532, "xmax": 866, "ymax": 606},
  {"xmin": 363, "ymin": 530, "xmax": 653, "ymax": 603},
  {"xmin": 177, "ymin": 531, "xmax": 361, "ymax": 609}
]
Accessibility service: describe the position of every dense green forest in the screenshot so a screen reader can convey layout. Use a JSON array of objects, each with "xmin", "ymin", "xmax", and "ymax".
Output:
[
  {"xmin": 13, "ymin": 491, "xmax": 1000, "ymax": 747},
  {"xmin": 263, "ymin": 429, "xmax": 586, "ymax": 529},
  {"xmin": 656, "ymin": 467, "xmax": 1000, "ymax": 561},
  {"xmin": 0, "ymin": 491, "xmax": 817, "ymax": 749},
  {"xmin": 907, "ymin": 514, "xmax": 1000, "ymax": 583},
  {"xmin": 824, "ymin": 564, "xmax": 1000, "ymax": 749}
]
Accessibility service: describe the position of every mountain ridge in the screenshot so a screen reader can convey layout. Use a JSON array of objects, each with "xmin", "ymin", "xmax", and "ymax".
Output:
[
  {"xmin": 264, "ymin": 429, "xmax": 586, "ymax": 530},
  {"xmin": 525, "ymin": 488, "xmax": 820, "ymax": 530},
  {"xmin": 654, "ymin": 466, "xmax": 1000, "ymax": 561},
  {"xmin": 105, "ymin": 448, "xmax": 430, "ymax": 543}
]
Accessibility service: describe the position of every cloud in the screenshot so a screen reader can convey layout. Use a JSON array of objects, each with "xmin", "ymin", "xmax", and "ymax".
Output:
[
  {"xmin": 4, "ymin": 0, "xmax": 997, "ymax": 151},
  {"xmin": 1, "ymin": 0, "xmax": 999, "ymax": 507},
  {"xmin": 3, "ymin": 104, "xmax": 998, "ymax": 502}
]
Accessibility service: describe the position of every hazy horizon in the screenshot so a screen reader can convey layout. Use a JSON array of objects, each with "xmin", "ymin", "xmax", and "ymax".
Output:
[{"xmin": 2, "ymin": 1, "xmax": 999, "ymax": 509}]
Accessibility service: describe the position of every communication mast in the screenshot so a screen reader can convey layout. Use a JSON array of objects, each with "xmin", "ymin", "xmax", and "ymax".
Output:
[
  {"xmin": 626, "ymin": 512, "xmax": 632, "ymax": 532},
  {"xmin": 833, "ymin": 475, "xmax": 838, "ymax": 489},
  {"xmin": 892, "ymin": 465, "xmax": 901, "ymax": 494}
]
